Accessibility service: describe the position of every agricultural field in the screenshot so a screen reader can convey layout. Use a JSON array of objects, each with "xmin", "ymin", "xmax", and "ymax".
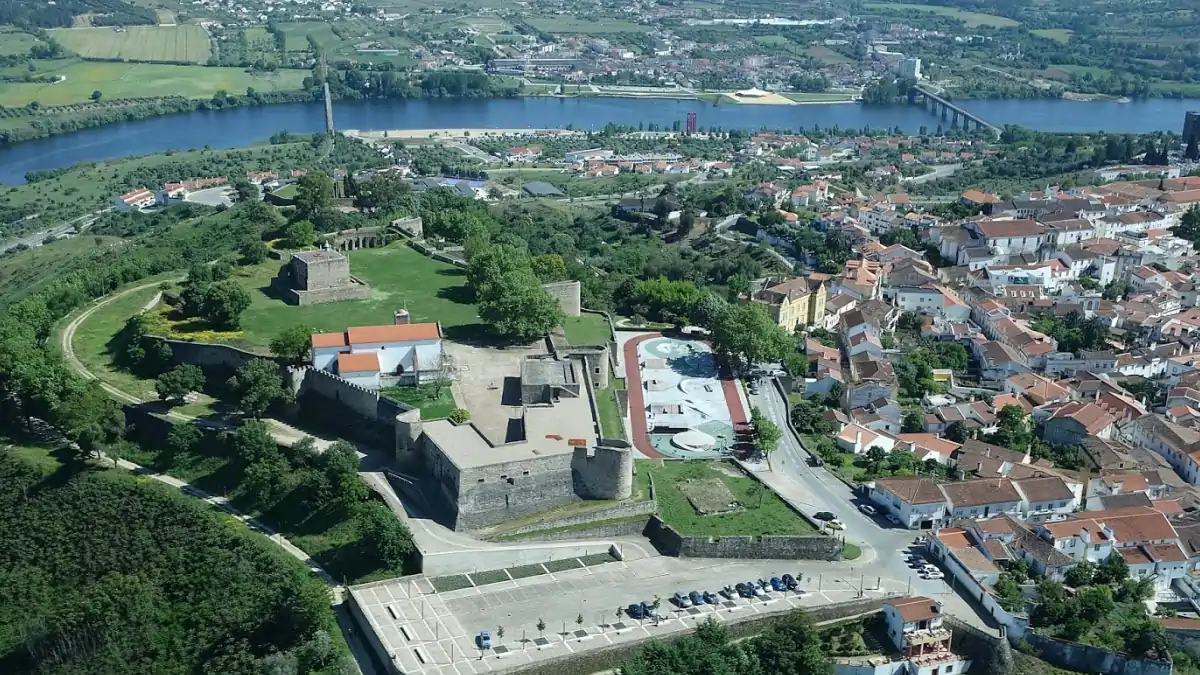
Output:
[
  {"xmin": 1031, "ymin": 28, "xmax": 1072, "ymax": 43},
  {"xmin": 526, "ymin": 16, "xmax": 645, "ymax": 34},
  {"xmin": 864, "ymin": 2, "xmax": 1020, "ymax": 28},
  {"xmin": 0, "ymin": 61, "xmax": 307, "ymax": 106},
  {"xmin": 155, "ymin": 9, "xmax": 177, "ymax": 25},
  {"xmin": 0, "ymin": 28, "xmax": 40, "ymax": 56},
  {"xmin": 52, "ymin": 25, "xmax": 212, "ymax": 63},
  {"xmin": 806, "ymin": 45, "xmax": 854, "ymax": 65},
  {"xmin": 279, "ymin": 22, "xmax": 340, "ymax": 51}
]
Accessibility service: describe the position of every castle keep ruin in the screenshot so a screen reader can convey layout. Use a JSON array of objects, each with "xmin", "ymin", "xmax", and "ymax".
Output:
[{"xmin": 271, "ymin": 249, "xmax": 372, "ymax": 305}]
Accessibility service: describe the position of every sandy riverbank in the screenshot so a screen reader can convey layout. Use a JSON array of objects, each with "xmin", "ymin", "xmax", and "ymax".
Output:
[{"xmin": 344, "ymin": 128, "xmax": 559, "ymax": 139}]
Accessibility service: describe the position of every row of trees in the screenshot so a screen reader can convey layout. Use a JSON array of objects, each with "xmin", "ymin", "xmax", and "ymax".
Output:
[{"xmin": 465, "ymin": 233, "xmax": 567, "ymax": 343}]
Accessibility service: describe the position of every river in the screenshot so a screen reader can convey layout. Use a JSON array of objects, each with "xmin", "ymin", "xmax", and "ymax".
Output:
[{"xmin": 1, "ymin": 96, "xmax": 1198, "ymax": 184}]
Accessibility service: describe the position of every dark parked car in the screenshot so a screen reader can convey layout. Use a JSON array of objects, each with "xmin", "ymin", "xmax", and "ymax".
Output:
[
  {"xmin": 782, "ymin": 573, "xmax": 799, "ymax": 590},
  {"xmin": 735, "ymin": 582, "xmax": 753, "ymax": 598},
  {"xmin": 770, "ymin": 577, "xmax": 786, "ymax": 592},
  {"xmin": 703, "ymin": 591, "xmax": 719, "ymax": 604},
  {"xmin": 690, "ymin": 590, "xmax": 705, "ymax": 606},
  {"xmin": 814, "ymin": 511, "xmax": 837, "ymax": 521}
]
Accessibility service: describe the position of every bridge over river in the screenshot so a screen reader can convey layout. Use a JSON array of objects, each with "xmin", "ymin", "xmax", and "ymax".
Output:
[{"xmin": 908, "ymin": 85, "xmax": 1002, "ymax": 138}]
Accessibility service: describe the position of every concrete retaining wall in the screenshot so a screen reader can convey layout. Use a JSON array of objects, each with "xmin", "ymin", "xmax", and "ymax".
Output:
[
  {"xmin": 1023, "ymin": 633, "xmax": 1170, "ymax": 675},
  {"xmin": 418, "ymin": 542, "xmax": 620, "ymax": 576},
  {"xmin": 502, "ymin": 516, "xmax": 651, "ymax": 543},
  {"xmin": 408, "ymin": 240, "xmax": 469, "ymax": 270},
  {"xmin": 643, "ymin": 515, "xmax": 842, "ymax": 560}
]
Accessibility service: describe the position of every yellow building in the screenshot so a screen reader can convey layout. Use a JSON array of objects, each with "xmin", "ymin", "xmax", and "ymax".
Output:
[{"xmin": 753, "ymin": 277, "xmax": 827, "ymax": 331}]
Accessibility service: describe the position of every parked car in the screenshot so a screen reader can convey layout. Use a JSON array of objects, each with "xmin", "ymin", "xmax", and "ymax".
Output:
[
  {"xmin": 477, "ymin": 631, "xmax": 492, "ymax": 649},
  {"xmin": 810, "ymin": 455, "xmax": 824, "ymax": 467},
  {"xmin": 643, "ymin": 601, "xmax": 658, "ymax": 617},
  {"xmin": 628, "ymin": 603, "xmax": 646, "ymax": 619},
  {"xmin": 770, "ymin": 577, "xmax": 786, "ymax": 592},
  {"xmin": 921, "ymin": 569, "xmax": 945, "ymax": 580},
  {"xmin": 720, "ymin": 585, "xmax": 736, "ymax": 599},
  {"xmin": 782, "ymin": 573, "xmax": 799, "ymax": 590},
  {"xmin": 814, "ymin": 511, "xmax": 837, "ymax": 522},
  {"xmin": 859, "ymin": 504, "xmax": 877, "ymax": 516},
  {"xmin": 673, "ymin": 591, "xmax": 692, "ymax": 608},
  {"xmin": 886, "ymin": 513, "xmax": 903, "ymax": 525},
  {"xmin": 735, "ymin": 582, "xmax": 753, "ymax": 598},
  {"xmin": 825, "ymin": 520, "xmax": 845, "ymax": 530},
  {"xmin": 690, "ymin": 590, "xmax": 705, "ymax": 606},
  {"xmin": 747, "ymin": 581, "xmax": 763, "ymax": 596},
  {"xmin": 703, "ymin": 591, "xmax": 720, "ymax": 604}
]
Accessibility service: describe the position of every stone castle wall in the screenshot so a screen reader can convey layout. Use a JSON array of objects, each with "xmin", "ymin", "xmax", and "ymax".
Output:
[
  {"xmin": 643, "ymin": 515, "xmax": 842, "ymax": 560},
  {"xmin": 453, "ymin": 452, "xmax": 579, "ymax": 531},
  {"xmin": 1023, "ymin": 634, "xmax": 1170, "ymax": 675},
  {"xmin": 153, "ymin": 337, "xmax": 266, "ymax": 373},
  {"xmin": 572, "ymin": 443, "xmax": 633, "ymax": 500},
  {"xmin": 542, "ymin": 280, "xmax": 582, "ymax": 317}
]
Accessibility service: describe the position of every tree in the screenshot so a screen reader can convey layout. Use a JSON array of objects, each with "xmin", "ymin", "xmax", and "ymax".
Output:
[
  {"xmin": 239, "ymin": 238, "xmax": 269, "ymax": 265},
  {"xmin": 353, "ymin": 172, "xmax": 413, "ymax": 215},
  {"xmin": 230, "ymin": 420, "xmax": 280, "ymax": 465},
  {"xmin": 530, "ymin": 254, "xmax": 568, "ymax": 283},
  {"xmin": 944, "ymin": 420, "xmax": 969, "ymax": 443},
  {"xmin": 284, "ymin": 220, "xmax": 317, "ymax": 249},
  {"xmin": 750, "ymin": 407, "xmax": 782, "ymax": 456},
  {"xmin": 355, "ymin": 503, "xmax": 414, "ymax": 569},
  {"xmin": 430, "ymin": 353, "xmax": 457, "ymax": 398},
  {"xmin": 200, "ymin": 280, "xmax": 251, "ymax": 330},
  {"xmin": 865, "ymin": 445, "xmax": 888, "ymax": 465},
  {"xmin": 1075, "ymin": 584, "xmax": 1115, "ymax": 622},
  {"xmin": 711, "ymin": 302, "xmax": 796, "ymax": 367},
  {"xmin": 293, "ymin": 172, "xmax": 335, "ymax": 225},
  {"xmin": 231, "ymin": 178, "xmax": 257, "ymax": 203},
  {"xmin": 467, "ymin": 243, "xmax": 528, "ymax": 297},
  {"xmin": 90, "ymin": 89, "xmax": 102, "ymax": 101},
  {"xmin": 155, "ymin": 364, "xmax": 205, "ymax": 402},
  {"xmin": 536, "ymin": 618, "xmax": 546, "ymax": 636},
  {"xmin": 753, "ymin": 611, "xmax": 833, "ymax": 675},
  {"xmin": 1174, "ymin": 204, "xmax": 1200, "ymax": 245},
  {"xmin": 167, "ymin": 422, "xmax": 203, "ymax": 456},
  {"xmin": 995, "ymin": 573, "xmax": 1024, "ymax": 612},
  {"xmin": 1063, "ymin": 560, "xmax": 1095, "ymax": 587},
  {"xmin": 496, "ymin": 626, "xmax": 505, "ymax": 642},
  {"xmin": 902, "ymin": 410, "xmax": 925, "ymax": 433},
  {"xmin": 478, "ymin": 269, "xmax": 565, "ymax": 343},
  {"xmin": 244, "ymin": 454, "xmax": 288, "ymax": 507},
  {"xmin": 227, "ymin": 358, "xmax": 292, "ymax": 418},
  {"xmin": 270, "ymin": 325, "xmax": 315, "ymax": 365},
  {"xmin": 575, "ymin": 613, "xmax": 584, "ymax": 630},
  {"xmin": 323, "ymin": 440, "xmax": 367, "ymax": 508},
  {"xmin": 1093, "ymin": 552, "xmax": 1129, "ymax": 585}
]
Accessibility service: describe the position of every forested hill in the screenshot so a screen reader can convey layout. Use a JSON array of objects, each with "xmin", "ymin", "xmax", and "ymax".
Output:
[
  {"xmin": 0, "ymin": 0, "xmax": 154, "ymax": 28},
  {"xmin": 0, "ymin": 446, "xmax": 350, "ymax": 675}
]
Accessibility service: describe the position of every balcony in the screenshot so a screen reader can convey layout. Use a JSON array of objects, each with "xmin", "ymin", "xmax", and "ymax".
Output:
[
  {"xmin": 908, "ymin": 648, "xmax": 964, "ymax": 668},
  {"xmin": 902, "ymin": 626, "xmax": 951, "ymax": 648}
]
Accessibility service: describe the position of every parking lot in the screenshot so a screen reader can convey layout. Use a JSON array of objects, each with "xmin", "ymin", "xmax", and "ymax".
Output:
[{"xmin": 350, "ymin": 553, "xmax": 933, "ymax": 675}]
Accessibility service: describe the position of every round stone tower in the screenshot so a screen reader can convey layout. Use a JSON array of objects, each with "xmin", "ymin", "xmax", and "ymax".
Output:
[{"xmin": 572, "ymin": 441, "xmax": 633, "ymax": 500}]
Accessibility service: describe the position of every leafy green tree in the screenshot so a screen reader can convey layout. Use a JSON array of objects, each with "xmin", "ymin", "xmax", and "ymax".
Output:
[
  {"xmin": 865, "ymin": 445, "xmax": 888, "ymax": 465},
  {"xmin": 1093, "ymin": 552, "xmax": 1130, "ymax": 585},
  {"xmin": 902, "ymin": 410, "xmax": 925, "ymax": 433},
  {"xmin": 356, "ymin": 503, "xmax": 414, "ymax": 569},
  {"xmin": 227, "ymin": 359, "xmax": 292, "ymax": 418},
  {"xmin": 155, "ymin": 364, "xmax": 205, "ymax": 402},
  {"xmin": 467, "ymin": 242, "xmax": 528, "ymax": 296},
  {"xmin": 230, "ymin": 178, "xmax": 257, "ymax": 203},
  {"xmin": 56, "ymin": 380, "xmax": 126, "ymax": 461},
  {"xmin": 270, "ymin": 325, "xmax": 314, "ymax": 365},
  {"xmin": 995, "ymin": 573, "xmax": 1025, "ymax": 612},
  {"xmin": 353, "ymin": 172, "xmax": 413, "ymax": 215},
  {"xmin": 167, "ymin": 422, "xmax": 203, "ymax": 455},
  {"xmin": 239, "ymin": 238, "xmax": 269, "ymax": 265},
  {"xmin": 1074, "ymin": 584, "xmax": 1115, "ymax": 622},
  {"xmin": 284, "ymin": 220, "xmax": 317, "ymax": 249},
  {"xmin": 478, "ymin": 269, "xmax": 565, "ymax": 343},
  {"xmin": 199, "ymin": 279, "xmax": 251, "ymax": 330},
  {"xmin": 90, "ymin": 89, "xmax": 102, "ymax": 101},
  {"xmin": 230, "ymin": 419, "xmax": 281, "ymax": 465},
  {"xmin": 750, "ymin": 407, "xmax": 782, "ymax": 455},
  {"xmin": 711, "ymin": 302, "xmax": 796, "ymax": 367},
  {"xmin": 530, "ymin": 254, "xmax": 568, "ymax": 283},
  {"xmin": 244, "ymin": 454, "xmax": 288, "ymax": 507},
  {"xmin": 1063, "ymin": 560, "xmax": 1095, "ymax": 587},
  {"xmin": 322, "ymin": 440, "xmax": 367, "ymax": 508},
  {"xmin": 292, "ymin": 172, "xmax": 334, "ymax": 225},
  {"xmin": 944, "ymin": 420, "xmax": 969, "ymax": 443},
  {"xmin": 753, "ymin": 610, "xmax": 833, "ymax": 675}
]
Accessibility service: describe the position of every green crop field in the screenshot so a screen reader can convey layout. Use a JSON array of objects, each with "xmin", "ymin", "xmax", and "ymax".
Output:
[
  {"xmin": 0, "ymin": 61, "xmax": 307, "ymax": 106},
  {"xmin": 279, "ymin": 22, "xmax": 340, "ymax": 51},
  {"xmin": 527, "ymin": 16, "xmax": 644, "ymax": 33},
  {"xmin": 0, "ymin": 29, "xmax": 40, "ymax": 56},
  {"xmin": 864, "ymin": 2, "xmax": 1019, "ymax": 27},
  {"xmin": 806, "ymin": 45, "xmax": 854, "ymax": 65},
  {"xmin": 1032, "ymin": 28, "xmax": 1072, "ymax": 43},
  {"xmin": 52, "ymin": 26, "xmax": 212, "ymax": 63}
]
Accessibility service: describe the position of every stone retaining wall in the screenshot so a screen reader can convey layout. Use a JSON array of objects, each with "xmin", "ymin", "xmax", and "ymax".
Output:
[
  {"xmin": 153, "ymin": 336, "xmax": 267, "ymax": 373},
  {"xmin": 1024, "ymin": 633, "xmax": 1170, "ymax": 675},
  {"xmin": 491, "ymin": 499, "xmax": 656, "ymax": 539},
  {"xmin": 643, "ymin": 515, "xmax": 842, "ymax": 561},
  {"xmin": 501, "ymin": 516, "xmax": 651, "ymax": 543}
]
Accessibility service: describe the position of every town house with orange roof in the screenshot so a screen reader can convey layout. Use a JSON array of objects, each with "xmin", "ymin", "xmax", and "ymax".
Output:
[
  {"xmin": 751, "ymin": 276, "xmax": 826, "ymax": 331},
  {"xmin": 310, "ymin": 316, "xmax": 444, "ymax": 389},
  {"xmin": 1124, "ymin": 413, "xmax": 1200, "ymax": 484},
  {"xmin": 1033, "ymin": 507, "xmax": 1187, "ymax": 588},
  {"xmin": 878, "ymin": 597, "xmax": 973, "ymax": 675}
]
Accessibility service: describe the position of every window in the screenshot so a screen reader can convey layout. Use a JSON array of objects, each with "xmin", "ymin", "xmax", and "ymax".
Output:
[
  {"xmin": 1093, "ymin": 544, "xmax": 1100, "ymax": 551},
  {"xmin": 477, "ymin": 478, "xmax": 485, "ymax": 483},
  {"xmin": 947, "ymin": 666, "xmax": 953, "ymax": 674},
  {"xmin": 507, "ymin": 477, "xmax": 515, "ymax": 485},
  {"xmin": 523, "ymin": 470, "xmax": 530, "ymax": 476}
]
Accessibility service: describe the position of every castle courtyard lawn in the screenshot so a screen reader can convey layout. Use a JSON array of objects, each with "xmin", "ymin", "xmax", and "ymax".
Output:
[
  {"xmin": 561, "ymin": 314, "xmax": 611, "ymax": 345},
  {"xmin": 380, "ymin": 384, "xmax": 457, "ymax": 420},
  {"xmin": 639, "ymin": 460, "xmax": 816, "ymax": 536},
  {"xmin": 178, "ymin": 244, "xmax": 487, "ymax": 350}
]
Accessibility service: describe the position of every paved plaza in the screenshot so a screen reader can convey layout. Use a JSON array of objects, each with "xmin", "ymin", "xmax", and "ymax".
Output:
[{"xmin": 350, "ymin": 551, "xmax": 943, "ymax": 675}]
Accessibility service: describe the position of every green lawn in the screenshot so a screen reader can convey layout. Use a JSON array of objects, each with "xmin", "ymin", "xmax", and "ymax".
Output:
[
  {"xmin": 596, "ymin": 376, "xmax": 626, "ymax": 441},
  {"xmin": 864, "ymin": 2, "xmax": 1019, "ymax": 27},
  {"xmin": 71, "ymin": 285, "xmax": 168, "ymax": 401},
  {"xmin": 151, "ymin": 244, "xmax": 486, "ymax": 349},
  {"xmin": 380, "ymin": 384, "xmax": 457, "ymax": 420},
  {"xmin": 639, "ymin": 460, "xmax": 816, "ymax": 536},
  {"xmin": 806, "ymin": 45, "xmax": 854, "ymax": 65},
  {"xmin": 278, "ymin": 22, "xmax": 340, "ymax": 51},
  {"xmin": 561, "ymin": 314, "xmax": 611, "ymax": 345},
  {"xmin": 0, "ymin": 61, "xmax": 307, "ymax": 106}
]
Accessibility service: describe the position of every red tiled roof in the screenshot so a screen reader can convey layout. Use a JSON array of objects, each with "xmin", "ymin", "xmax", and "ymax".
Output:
[
  {"xmin": 312, "ymin": 332, "xmax": 349, "ymax": 348},
  {"xmin": 337, "ymin": 351, "xmax": 380, "ymax": 374},
  {"xmin": 888, "ymin": 596, "xmax": 941, "ymax": 623},
  {"xmin": 346, "ymin": 323, "xmax": 442, "ymax": 344}
]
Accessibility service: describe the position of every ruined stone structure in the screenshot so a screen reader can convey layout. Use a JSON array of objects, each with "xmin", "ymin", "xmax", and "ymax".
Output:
[
  {"xmin": 390, "ymin": 216, "xmax": 424, "ymax": 238},
  {"xmin": 271, "ymin": 249, "xmax": 371, "ymax": 305},
  {"xmin": 520, "ymin": 356, "xmax": 582, "ymax": 405},
  {"xmin": 319, "ymin": 226, "xmax": 390, "ymax": 252},
  {"xmin": 572, "ymin": 441, "xmax": 634, "ymax": 501},
  {"xmin": 542, "ymin": 280, "xmax": 582, "ymax": 317}
]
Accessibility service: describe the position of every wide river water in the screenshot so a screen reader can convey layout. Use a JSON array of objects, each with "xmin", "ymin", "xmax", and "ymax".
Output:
[{"xmin": 1, "ymin": 96, "xmax": 1198, "ymax": 184}]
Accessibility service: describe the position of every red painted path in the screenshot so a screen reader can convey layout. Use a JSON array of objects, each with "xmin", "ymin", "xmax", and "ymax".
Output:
[{"xmin": 621, "ymin": 333, "xmax": 748, "ymax": 459}]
